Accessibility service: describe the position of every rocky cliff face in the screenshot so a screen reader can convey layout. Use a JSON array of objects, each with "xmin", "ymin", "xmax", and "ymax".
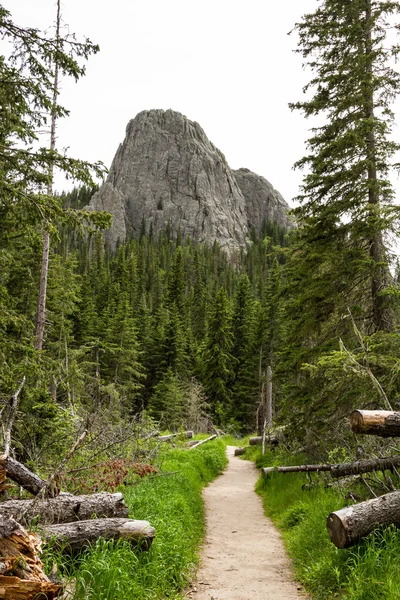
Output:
[
  {"xmin": 234, "ymin": 168, "xmax": 292, "ymax": 233},
  {"xmin": 88, "ymin": 109, "xmax": 292, "ymax": 251}
]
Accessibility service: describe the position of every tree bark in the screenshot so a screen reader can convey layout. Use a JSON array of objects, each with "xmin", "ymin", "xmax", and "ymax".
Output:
[
  {"xmin": 189, "ymin": 435, "xmax": 217, "ymax": 449},
  {"xmin": 0, "ymin": 492, "xmax": 128, "ymax": 526},
  {"xmin": 263, "ymin": 455, "xmax": 400, "ymax": 478},
  {"xmin": 327, "ymin": 490, "xmax": 400, "ymax": 548},
  {"xmin": 1, "ymin": 457, "xmax": 48, "ymax": 497},
  {"xmin": 42, "ymin": 518, "xmax": 155, "ymax": 553},
  {"xmin": 349, "ymin": 410, "xmax": 400, "ymax": 437},
  {"xmin": 0, "ymin": 517, "xmax": 61, "ymax": 599},
  {"xmin": 34, "ymin": 0, "xmax": 61, "ymax": 351}
]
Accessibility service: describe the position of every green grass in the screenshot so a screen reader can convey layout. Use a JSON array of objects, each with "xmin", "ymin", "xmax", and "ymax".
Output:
[
  {"xmin": 254, "ymin": 448, "xmax": 400, "ymax": 600},
  {"xmin": 51, "ymin": 439, "xmax": 227, "ymax": 599}
]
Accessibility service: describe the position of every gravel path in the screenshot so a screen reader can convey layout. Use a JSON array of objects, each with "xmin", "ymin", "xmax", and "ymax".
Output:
[{"xmin": 190, "ymin": 446, "xmax": 307, "ymax": 600}]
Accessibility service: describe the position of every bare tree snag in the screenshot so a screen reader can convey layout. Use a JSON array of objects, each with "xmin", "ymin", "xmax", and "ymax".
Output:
[
  {"xmin": 0, "ymin": 517, "xmax": 61, "ymax": 599},
  {"xmin": 189, "ymin": 435, "xmax": 217, "ymax": 449},
  {"xmin": 42, "ymin": 518, "xmax": 155, "ymax": 553},
  {"xmin": 262, "ymin": 455, "xmax": 400, "ymax": 478},
  {"xmin": 0, "ymin": 492, "xmax": 128, "ymax": 526},
  {"xmin": 349, "ymin": 410, "xmax": 400, "ymax": 437},
  {"xmin": 0, "ymin": 458, "xmax": 47, "ymax": 497},
  {"xmin": 1, "ymin": 377, "xmax": 26, "ymax": 460},
  {"xmin": 327, "ymin": 490, "xmax": 400, "ymax": 548}
]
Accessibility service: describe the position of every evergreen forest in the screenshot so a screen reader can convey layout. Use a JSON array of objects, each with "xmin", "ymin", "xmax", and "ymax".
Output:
[{"xmin": 4, "ymin": 2, "xmax": 400, "ymax": 598}]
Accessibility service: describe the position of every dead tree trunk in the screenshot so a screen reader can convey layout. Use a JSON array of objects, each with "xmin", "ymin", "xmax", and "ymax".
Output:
[
  {"xmin": 349, "ymin": 410, "xmax": 400, "ymax": 437},
  {"xmin": 0, "ymin": 492, "xmax": 128, "ymax": 526},
  {"xmin": 262, "ymin": 455, "xmax": 400, "ymax": 478},
  {"xmin": 327, "ymin": 490, "xmax": 400, "ymax": 548},
  {"xmin": 189, "ymin": 435, "xmax": 217, "ymax": 449},
  {"xmin": 42, "ymin": 518, "xmax": 155, "ymax": 553},
  {"xmin": 1, "ymin": 457, "xmax": 48, "ymax": 497},
  {"xmin": 0, "ymin": 517, "xmax": 61, "ymax": 599}
]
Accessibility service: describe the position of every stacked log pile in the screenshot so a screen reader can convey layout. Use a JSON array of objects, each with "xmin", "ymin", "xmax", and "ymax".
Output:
[
  {"xmin": 261, "ymin": 409, "xmax": 400, "ymax": 549},
  {"xmin": 0, "ymin": 457, "xmax": 155, "ymax": 599}
]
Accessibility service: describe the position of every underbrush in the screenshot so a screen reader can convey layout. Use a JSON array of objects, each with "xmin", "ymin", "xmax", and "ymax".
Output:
[
  {"xmin": 46, "ymin": 439, "xmax": 227, "ymax": 599},
  {"xmin": 254, "ymin": 448, "xmax": 400, "ymax": 600}
]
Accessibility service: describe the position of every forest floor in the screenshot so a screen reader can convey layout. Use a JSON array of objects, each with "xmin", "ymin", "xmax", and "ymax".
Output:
[{"xmin": 188, "ymin": 446, "xmax": 308, "ymax": 600}]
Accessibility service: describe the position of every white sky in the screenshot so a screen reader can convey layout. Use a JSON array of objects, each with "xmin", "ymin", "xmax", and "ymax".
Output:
[{"xmin": 6, "ymin": 0, "xmax": 329, "ymax": 206}]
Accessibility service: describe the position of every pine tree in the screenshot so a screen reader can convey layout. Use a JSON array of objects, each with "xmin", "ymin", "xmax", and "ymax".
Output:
[
  {"xmin": 200, "ymin": 287, "xmax": 236, "ymax": 423},
  {"xmin": 290, "ymin": 0, "xmax": 400, "ymax": 333}
]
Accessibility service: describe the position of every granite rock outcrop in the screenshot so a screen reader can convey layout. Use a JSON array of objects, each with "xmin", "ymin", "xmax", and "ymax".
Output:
[{"xmin": 88, "ymin": 109, "xmax": 292, "ymax": 251}]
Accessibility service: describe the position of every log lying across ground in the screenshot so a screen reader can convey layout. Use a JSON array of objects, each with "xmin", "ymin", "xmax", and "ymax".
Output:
[
  {"xmin": 249, "ymin": 436, "xmax": 279, "ymax": 446},
  {"xmin": 42, "ymin": 518, "xmax": 155, "ymax": 553},
  {"xmin": 189, "ymin": 435, "xmax": 217, "ymax": 450},
  {"xmin": 0, "ymin": 457, "xmax": 48, "ymax": 497},
  {"xmin": 234, "ymin": 447, "xmax": 248, "ymax": 456},
  {"xmin": 0, "ymin": 517, "xmax": 61, "ymax": 599},
  {"xmin": 262, "ymin": 455, "xmax": 400, "ymax": 478},
  {"xmin": 327, "ymin": 490, "xmax": 400, "ymax": 548},
  {"xmin": 158, "ymin": 431, "xmax": 194, "ymax": 441},
  {"xmin": 349, "ymin": 410, "xmax": 400, "ymax": 437},
  {"xmin": 0, "ymin": 492, "xmax": 128, "ymax": 526}
]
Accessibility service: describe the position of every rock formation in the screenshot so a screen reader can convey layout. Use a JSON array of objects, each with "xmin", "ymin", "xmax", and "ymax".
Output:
[
  {"xmin": 234, "ymin": 168, "xmax": 292, "ymax": 232},
  {"xmin": 88, "ymin": 109, "xmax": 292, "ymax": 251}
]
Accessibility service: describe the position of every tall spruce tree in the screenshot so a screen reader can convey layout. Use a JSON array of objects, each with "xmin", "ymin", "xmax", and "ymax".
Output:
[
  {"xmin": 291, "ymin": 0, "xmax": 400, "ymax": 333},
  {"xmin": 200, "ymin": 287, "xmax": 236, "ymax": 423}
]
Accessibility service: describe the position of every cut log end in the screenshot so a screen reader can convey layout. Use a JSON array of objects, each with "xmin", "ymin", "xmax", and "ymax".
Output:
[
  {"xmin": 234, "ymin": 448, "xmax": 247, "ymax": 456},
  {"xmin": 326, "ymin": 512, "xmax": 350, "ymax": 549}
]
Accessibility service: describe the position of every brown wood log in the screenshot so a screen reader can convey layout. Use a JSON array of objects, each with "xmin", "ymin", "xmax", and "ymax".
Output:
[
  {"xmin": 0, "ymin": 457, "xmax": 48, "ymax": 497},
  {"xmin": 42, "ymin": 518, "xmax": 155, "ymax": 553},
  {"xmin": 0, "ymin": 492, "xmax": 128, "ymax": 526},
  {"xmin": 349, "ymin": 410, "xmax": 400, "ymax": 437},
  {"xmin": 234, "ymin": 448, "xmax": 247, "ymax": 456},
  {"xmin": 327, "ymin": 490, "xmax": 400, "ymax": 548},
  {"xmin": 263, "ymin": 455, "xmax": 400, "ymax": 478},
  {"xmin": 189, "ymin": 435, "xmax": 217, "ymax": 449},
  {"xmin": 0, "ymin": 517, "xmax": 61, "ymax": 599},
  {"xmin": 158, "ymin": 431, "xmax": 194, "ymax": 441}
]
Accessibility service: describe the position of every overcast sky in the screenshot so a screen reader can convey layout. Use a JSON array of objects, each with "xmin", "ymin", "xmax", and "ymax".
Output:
[{"xmin": 9, "ymin": 0, "xmax": 322, "ymax": 206}]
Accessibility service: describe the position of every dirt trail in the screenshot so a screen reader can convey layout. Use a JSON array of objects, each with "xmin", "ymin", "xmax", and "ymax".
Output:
[{"xmin": 191, "ymin": 446, "xmax": 306, "ymax": 600}]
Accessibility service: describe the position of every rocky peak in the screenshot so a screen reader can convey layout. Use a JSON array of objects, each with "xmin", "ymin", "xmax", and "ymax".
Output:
[{"xmin": 88, "ymin": 109, "xmax": 292, "ymax": 252}]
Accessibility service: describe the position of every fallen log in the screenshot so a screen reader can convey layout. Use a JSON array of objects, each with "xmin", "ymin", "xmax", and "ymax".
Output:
[
  {"xmin": 327, "ymin": 490, "xmax": 400, "ymax": 548},
  {"xmin": 249, "ymin": 436, "xmax": 279, "ymax": 446},
  {"xmin": 349, "ymin": 410, "xmax": 400, "ymax": 437},
  {"xmin": 158, "ymin": 431, "xmax": 194, "ymax": 441},
  {"xmin": 263, "ymin": 463, "xmax": 331, "ymax": 475},
  {"xmin": 0, "ymin": 517, "xmax": 61, "ymax": 599},
  {"xmin": 0, "ymin": 457, "xmax": 48, "ymax": 497},
  {"xmin": 0, "ymin": 492, "xmax": 128, "ymax": 526},
  {"xmin": 234, "ymin": 447, "xmax": 248, "ymax": 456},
  {"xmin": 186, "ymin": 440, "xmax": 199, "ymax": 447},
  {"xmin": 189, "ymin": 435, "xmax": 217, "ymax": 449},
  {"xmin": 263, "ymin": 455, "xmax": 400, "ymax": 478},
  {"xmin": 42, "ymin": 518, "xmax": 155, "ymax": 553}
]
